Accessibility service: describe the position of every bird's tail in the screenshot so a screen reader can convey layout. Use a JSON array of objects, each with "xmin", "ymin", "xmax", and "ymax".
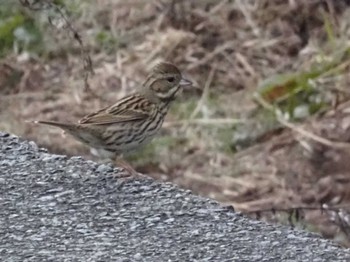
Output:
[
  {"xmin": 28, "ymin": 120, "xmax": 101, "ymax": 149},
  {"xmin": 28, "ymin": 120, "xmax": 77, "ymax": 132}
]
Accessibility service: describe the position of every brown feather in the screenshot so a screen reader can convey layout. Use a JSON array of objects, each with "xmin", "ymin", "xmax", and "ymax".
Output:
[{"xmin": 79, "ymin": 94, "xmax": 153, "ymax": 125}]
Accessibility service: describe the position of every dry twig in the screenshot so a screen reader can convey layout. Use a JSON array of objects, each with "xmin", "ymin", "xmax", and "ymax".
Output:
[
  {"xmin": 19, "ymin": 0, "xmax": 96, "ymax": 95},
  {"xmin": 163, "ymin": 118, "xmax": 244, "ymax": 128},
  {"xmin": 254, "ymin": 94, "xmax": 350, "ymax": 151}
]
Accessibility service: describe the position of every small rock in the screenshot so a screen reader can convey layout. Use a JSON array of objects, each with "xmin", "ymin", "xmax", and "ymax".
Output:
[
  {"xmin": 28, "ymin": 141, "xmax": 39, "ymax": 151},
  {"xmin": 96, "ymin": 164, "xmax": 114, "ymax": 174},
  {"xmin": 42, "ymin": 154, "xmax": 67, "ymax": 162},
  {"xmin": 133, "ymin": 253, "xmax": 142, "ymax": 260}
]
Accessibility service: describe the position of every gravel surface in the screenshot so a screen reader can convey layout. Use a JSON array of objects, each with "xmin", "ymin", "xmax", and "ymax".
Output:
[{"xmin": 1, "ymin": 132, "xmax": 350, "ymax": 262}]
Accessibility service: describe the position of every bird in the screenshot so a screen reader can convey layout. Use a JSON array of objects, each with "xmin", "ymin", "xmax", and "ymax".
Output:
[{"xmin": 32, "ymin": 62, "xmax": 192, "ymax": 176}]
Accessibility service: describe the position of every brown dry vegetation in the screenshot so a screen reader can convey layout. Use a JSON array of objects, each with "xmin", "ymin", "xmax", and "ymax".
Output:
[{"xmin": 2, "ymin": 0, "xmax": 350, "ymax": 246}]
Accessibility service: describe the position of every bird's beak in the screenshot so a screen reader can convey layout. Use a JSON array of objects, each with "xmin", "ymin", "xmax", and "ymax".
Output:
[{"xmin": 179, "ymin": 78, "xmax": 192, "ymax": 87}]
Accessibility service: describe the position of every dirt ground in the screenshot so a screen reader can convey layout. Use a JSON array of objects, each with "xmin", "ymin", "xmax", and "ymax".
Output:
[{"xmin": 2, "ymin": 0, "xmax": 350, "ymax": 246}]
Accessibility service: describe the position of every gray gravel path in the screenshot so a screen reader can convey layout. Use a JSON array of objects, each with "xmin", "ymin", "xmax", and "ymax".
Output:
[{"xmin": 1, "ymin": 132, "xmax": 350, "ymax": 262}]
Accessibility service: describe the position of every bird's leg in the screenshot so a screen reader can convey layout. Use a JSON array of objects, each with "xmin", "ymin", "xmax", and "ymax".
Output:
[
  {"xmin": 91, "ymin": 149, "xmax": 145, "ymax": 178},
  {"xmin": 115, "ymin": 155, "xmax": 146, "ymax": 178}
]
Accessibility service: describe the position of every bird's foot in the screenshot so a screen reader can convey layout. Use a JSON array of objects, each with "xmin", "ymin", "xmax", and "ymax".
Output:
[{"xmin": 116, "ymin": 158, "xmax": 147, "ymax": 179}]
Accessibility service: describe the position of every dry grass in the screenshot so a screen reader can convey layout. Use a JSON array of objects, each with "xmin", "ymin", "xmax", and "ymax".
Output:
[{"xmin": 3, "ymin": 0, "xmax": 350, "ymax": 246}]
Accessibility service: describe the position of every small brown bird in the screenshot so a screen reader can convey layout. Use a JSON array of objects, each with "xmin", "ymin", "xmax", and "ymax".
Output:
[{"xmin": 33, "ymin": 62, "xmax": 191, "ymax": 175}]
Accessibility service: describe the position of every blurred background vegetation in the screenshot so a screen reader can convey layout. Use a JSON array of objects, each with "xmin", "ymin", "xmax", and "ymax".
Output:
[{"xmin": 2, "ymin": 0, "xmax": 350, "ymax": 247}]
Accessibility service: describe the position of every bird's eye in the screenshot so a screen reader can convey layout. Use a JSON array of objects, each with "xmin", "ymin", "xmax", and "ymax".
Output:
[{"xmin": 166, "ymin": 77, "xmax": 175, "ymax": 83}]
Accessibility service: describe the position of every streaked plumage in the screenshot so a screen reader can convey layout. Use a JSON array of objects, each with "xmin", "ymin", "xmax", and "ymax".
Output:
[{"xmin": 34, "ymin": 62, "xmax": 191, "ymax": 167}]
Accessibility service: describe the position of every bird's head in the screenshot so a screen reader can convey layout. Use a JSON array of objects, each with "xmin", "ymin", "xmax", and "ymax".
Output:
[{"xmin": 141, "ymin": 62, "xmax": 192, "ymax": 103}]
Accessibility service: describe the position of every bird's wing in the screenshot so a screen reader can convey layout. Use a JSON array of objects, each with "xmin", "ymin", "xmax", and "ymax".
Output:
[{"xmin": 79, "ymin": 95, "xmax": 153, "ymax": 125}]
